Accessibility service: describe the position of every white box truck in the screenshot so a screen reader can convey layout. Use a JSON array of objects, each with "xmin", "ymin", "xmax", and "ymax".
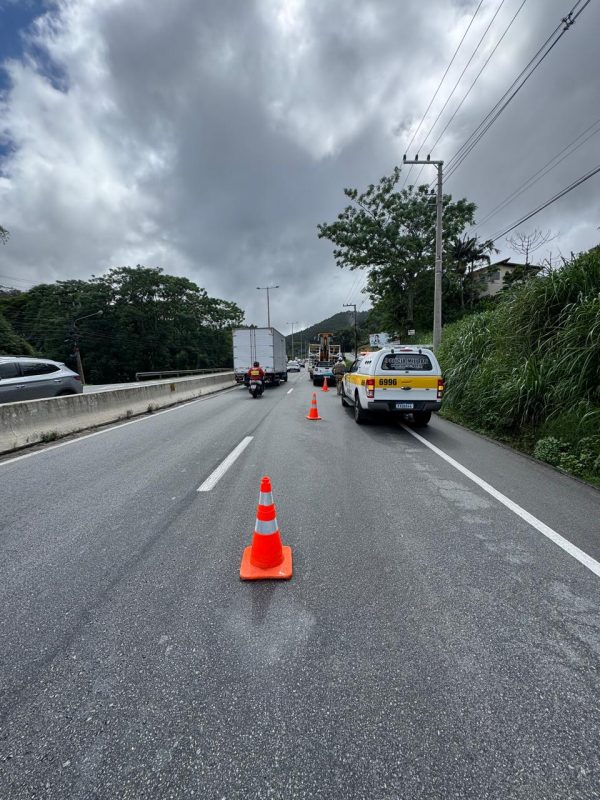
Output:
[{"xmin": 233, "ymin": 327, "xmax": 288, "ymax": 386}]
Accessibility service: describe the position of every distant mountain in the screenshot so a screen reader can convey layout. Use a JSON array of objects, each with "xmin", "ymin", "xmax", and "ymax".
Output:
[
  {"xmin": 296, "ymin": 310, "xmax": 370, "ymax": 339},
  {"xmin": 285, "ymin": 310, "xmax": 371, "ymax": 356}
]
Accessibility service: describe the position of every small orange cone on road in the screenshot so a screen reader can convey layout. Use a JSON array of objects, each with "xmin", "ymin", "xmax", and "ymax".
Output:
[
  {"xmin": 322, "ymin": 376, "xmax": 329, "ymax": 392},
  {"xmin": 306, "ymin": 392, "xmax": 322, "ymax": 420},
  {"xmin": 240, "ymin": 476, "xmax": 292, "ymax": 580}
]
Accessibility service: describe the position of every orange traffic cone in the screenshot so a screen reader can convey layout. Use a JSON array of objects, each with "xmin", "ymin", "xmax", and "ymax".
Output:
[
  {"xmin": 306, "ymin": 392, "xmax": 322, "ymax": 420},
  {"xmin": 240, "ymin": 476, "xmax": 292, "ymax": 580},
  {"xmin": 322, "ymin": 376, "xmax": 329, "ymax": 392}
]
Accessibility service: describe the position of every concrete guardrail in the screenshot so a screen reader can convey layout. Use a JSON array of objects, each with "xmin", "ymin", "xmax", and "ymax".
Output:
[{"xmin": 0, "ymin": 372, "xmax": 236, "ymax": 454}]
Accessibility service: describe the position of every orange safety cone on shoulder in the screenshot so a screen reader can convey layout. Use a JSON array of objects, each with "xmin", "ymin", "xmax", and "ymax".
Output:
[
  {"xmin": 322, "ymin": 376, "xmax": 329, "ymax": 392},
  {"xmin": 306, "ymin": 392, "xmax": 322, "ymax": 420},
  {"xmin": 240, "ymin": 476, "xmax": 292, "ymax": 580}
]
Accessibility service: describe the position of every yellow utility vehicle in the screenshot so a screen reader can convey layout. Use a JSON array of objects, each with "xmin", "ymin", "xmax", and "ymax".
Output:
[{"xmin": 341, "ymin": 345, "xmax": 444, "ymax": 426}]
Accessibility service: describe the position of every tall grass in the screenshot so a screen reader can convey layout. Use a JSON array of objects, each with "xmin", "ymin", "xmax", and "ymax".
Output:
[{"xmin": 438, "ymin": 246, "xmax": 600, "ymax": 452}]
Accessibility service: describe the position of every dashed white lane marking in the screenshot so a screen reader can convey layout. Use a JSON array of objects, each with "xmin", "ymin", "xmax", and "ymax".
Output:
[
  {"xmin": 402, "ymin": 425, "xmax": 600, "ymax": 579},
  {"xmin": 197, "ymin": 436, "xmax": 253, "ymax": 492},
  {"xmin": 287, "ymin": 388, "xmax": 294, "ymax": 394}
]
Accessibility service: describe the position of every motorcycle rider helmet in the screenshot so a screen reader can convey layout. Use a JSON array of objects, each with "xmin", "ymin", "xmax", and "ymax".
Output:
[
  {"xmin": 337, "ymin": 355, "xmax": 344, "ymax": 362},
  {"xmin": 253, "ymin": 361, "xmax": 259, "ymax": 367}
]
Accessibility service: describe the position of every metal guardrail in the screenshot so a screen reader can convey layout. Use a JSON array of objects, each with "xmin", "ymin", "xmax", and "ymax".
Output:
[{"xmin": 135, "ymin": 368, "xmax": 232, "ymax": 381}]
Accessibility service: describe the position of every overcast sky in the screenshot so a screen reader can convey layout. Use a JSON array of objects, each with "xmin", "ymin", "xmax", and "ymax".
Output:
[{"xmin": 1, "ymin": 0, "xmax": 599, "ymax": 333}]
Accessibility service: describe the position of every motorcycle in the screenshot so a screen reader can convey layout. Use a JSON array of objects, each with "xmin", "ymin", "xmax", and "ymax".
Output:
[{"xmin": 248, "ymin": 379, "xmax": 264, "ymax": 399}]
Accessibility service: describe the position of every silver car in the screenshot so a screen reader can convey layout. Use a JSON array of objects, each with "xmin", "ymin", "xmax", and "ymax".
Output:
[{"xmin": 0, "ymin": 357, "xmax": 83, "ymax": 404}]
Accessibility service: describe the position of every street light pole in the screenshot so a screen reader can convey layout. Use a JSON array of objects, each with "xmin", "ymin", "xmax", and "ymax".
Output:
[
  {"xmin": 256, "ymin": 285, "xmax": 279, "ymax": 328},
  {"xmin": 286, "ymin": 321, "xmax": 298, "ymax": 358},
  {"xmin": 402, "ymin": 154, "xmax": 444, "ymax": 352},
  {"xmin": 343, "ymin": 303, "xmax": 358, "ymax": 360}
]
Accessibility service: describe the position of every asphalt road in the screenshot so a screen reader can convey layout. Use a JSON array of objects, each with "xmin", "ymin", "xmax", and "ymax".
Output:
[{"xmin": 1, "ymin": 372, "xmax": 599, "ymax": 799}]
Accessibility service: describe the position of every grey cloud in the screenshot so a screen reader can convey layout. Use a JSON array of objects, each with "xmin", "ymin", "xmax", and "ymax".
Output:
[{"xmin": 1, "ymin": 0, "xmax": 599, "ymax": 330}]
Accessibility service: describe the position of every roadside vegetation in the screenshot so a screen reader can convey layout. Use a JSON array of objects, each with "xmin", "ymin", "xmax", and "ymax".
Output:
[
  {"xmin": 438, "ymin": 246, "xmax": 600, "ymax": 485},
  {"xmin": 0, "ymin": 266, "xmax": 244, "ymax": 384},
  {"xmin": 318, "ymin": 166, "xmax": 492, "ymax": 338}
]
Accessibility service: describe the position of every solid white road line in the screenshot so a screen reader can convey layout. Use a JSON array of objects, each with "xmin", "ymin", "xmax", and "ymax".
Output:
[
  {"xmin": 287, "ymin": 388, "xmax": 294, "ymax": 394},
  {"xmin": 402, "ymin": 425, "xmax": 600, "ymax": 579},
  {"xmin": 197, "ymin": 436, "xmax": 253, "ymax": 492},
  {"xmin": 0, "ymin": 387, "xmax": 239, "ymax": 468}
]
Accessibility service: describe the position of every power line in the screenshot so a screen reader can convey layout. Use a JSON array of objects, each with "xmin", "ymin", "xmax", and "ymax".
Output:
[
  {"xmin": 414, "ymin": 0, "xmax": 525, "ymax": 189},
  {"xmin": 489, "ymin": 161, "xmax": 600, "ymax": 240},
  {"xmin": 401, "ymin": 0, "xmax": 486, "ymax": 188},
  {"xmin": 475, "ymin": 116, "xmax": 600, "ymax": 229},
  {"xmin": 413, "ymin": 0, "xmax": 508, "ymax": 164},
  {"xmin": 427, "ymin": 0, "xmax": 529, "ymax": 157},
  {"xmin": 343, "ymin": 269, "xmax": 366, "ymax": 306},
  {"xmin": 443, "ymin": 0, "xmax": 591, "ymax": 183},
  {"xmin": 0, "ymin": 273, "xmax": 43, "ymax": 287}
]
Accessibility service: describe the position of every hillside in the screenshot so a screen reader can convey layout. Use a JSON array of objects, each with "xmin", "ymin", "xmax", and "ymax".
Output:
[{"xmin": 285, "ymin": 310, "xmax": 370, "ymax": 356}]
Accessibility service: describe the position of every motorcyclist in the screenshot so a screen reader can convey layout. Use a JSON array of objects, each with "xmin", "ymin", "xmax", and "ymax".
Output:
[
  {"xmin": 332, "ymin": 355, "xmax": 346, "ymax": 395},
  {"xmin": 247, "ymin": 361, "xmax": 265, "ymax": 390}
]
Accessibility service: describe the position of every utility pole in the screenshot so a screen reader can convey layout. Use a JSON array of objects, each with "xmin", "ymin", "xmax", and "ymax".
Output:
[
  {"xmin": 343, "ymin": 303, "xmax": 358, "ymax": 360},
  {"xmin": 286, "ymin": 321, "xmax": 298, "ymax": 358},
  {"xmin": 256, "ymin": 285, "xmax": 279, "ymax": 328},
  {"xmin": 71, "ymin": 309, "xmax": 103, "ymax": 385},
  {"xmin": 402, "ymin": 154, "xmax": 444, "ymax": 352}
]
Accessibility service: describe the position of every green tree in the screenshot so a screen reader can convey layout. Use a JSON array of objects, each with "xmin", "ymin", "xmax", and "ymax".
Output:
[
  {"xmin": 318, "ymin": 167, "xmax": 476, "ymax": 333},
  {"xmin": 449, "ymin": 235, "xmax": 498, "ymax": 309},
  {"xmin": 1, "ymin": 266, "xmax": 244, "ymax": 383},
  {"xmin": 0, "ymin": 226, "xmax": 8, "ymax": 245},
  {"xmin": 0, "ymin": 311, "xmax": 36, "ymax": 355}
]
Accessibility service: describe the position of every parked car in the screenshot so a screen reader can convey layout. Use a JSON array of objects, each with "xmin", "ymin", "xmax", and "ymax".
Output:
[
  {"xmin": 287, "ymin": 360, "xmax": 301, "ymax": 372},
  {"xmin": 0, "ymin": 357, "xmax": 83, "ymax": 404},
  {"xmin": 341, "ymin": 345, "xmax": 444, "ymax": 425}
]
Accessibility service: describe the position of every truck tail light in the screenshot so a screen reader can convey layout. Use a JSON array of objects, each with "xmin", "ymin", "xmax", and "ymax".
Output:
[
  {"xmin": 366, "ymin": 378, "xmax": 375, "ymax": 399},
  {"xmin": 437, "ymin": 379, "xmax": 445, "ymax": 400}
]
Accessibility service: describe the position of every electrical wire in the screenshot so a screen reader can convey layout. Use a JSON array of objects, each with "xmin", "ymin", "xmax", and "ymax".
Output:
[
  {"xmin": 443, "ymin": 0, "xmax": 591, "ymax": 183},
  {"xmin": 411, "ymin": 0, "xmax": 509, "ymax": 182},
  {"xmin": 0, "ymin": 273, "xmax": 43, "ymax": 288},
  {"xmin": 488, "ymin": 161, "xmax": 600, "ymax": 240},
  {"xmin": 474, "ymin": 116, "xmax": 600, "ymax": 228},
  {"xmin": 427, "ymin": 0, "xmax": 529, "ymax": 157},
  {"xmin": 401, "ymin": 0, "xmax": 486, "ymax": 189},
  {"xmin": 343, "ymin": 269, "xmax": 366, "ymax": 306}
]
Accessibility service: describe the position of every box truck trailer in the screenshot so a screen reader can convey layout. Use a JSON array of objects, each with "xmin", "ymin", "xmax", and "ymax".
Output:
[{"xmin": 233, "ymin": 327, "xmax": 288, "ymax": 386}]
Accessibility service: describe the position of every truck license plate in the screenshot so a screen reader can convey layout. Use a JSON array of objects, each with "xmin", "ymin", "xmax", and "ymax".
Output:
[{"xmin": 395, "ymin": 402, "xmax": 414, "ymax": 409}]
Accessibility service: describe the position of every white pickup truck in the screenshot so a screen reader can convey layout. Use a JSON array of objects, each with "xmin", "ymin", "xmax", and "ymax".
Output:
[
  {"xmin": 341, "ymin": 345, "xmax": 445, "ymax": 425},
  {"xmin": 312, "ymin": 360, "xmax": 335, "ymax": 387}
]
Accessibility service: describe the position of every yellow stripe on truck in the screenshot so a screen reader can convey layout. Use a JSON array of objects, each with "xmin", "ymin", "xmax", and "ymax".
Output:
[
  {"xmin": 346, "ymin": 374, "xmax": 439, "ymax": 389},
  {"xmin": 374, "ymin": 376, "xmax": 439, "ymax": 389},
  {"xmin": 346, "ymin": 374, "xmax": 367, "ymax": 387}
]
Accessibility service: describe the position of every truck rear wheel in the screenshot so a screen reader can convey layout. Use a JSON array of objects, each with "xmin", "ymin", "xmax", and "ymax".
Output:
[{"xmin": 412, "ymin": 410, "xmax": 431, "ymax": 427}]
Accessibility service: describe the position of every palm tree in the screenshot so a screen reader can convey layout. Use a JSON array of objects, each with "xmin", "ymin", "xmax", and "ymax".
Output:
[{"xmin": 450, "ymin": 235, "xmax": 498, "ymax": 309}]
